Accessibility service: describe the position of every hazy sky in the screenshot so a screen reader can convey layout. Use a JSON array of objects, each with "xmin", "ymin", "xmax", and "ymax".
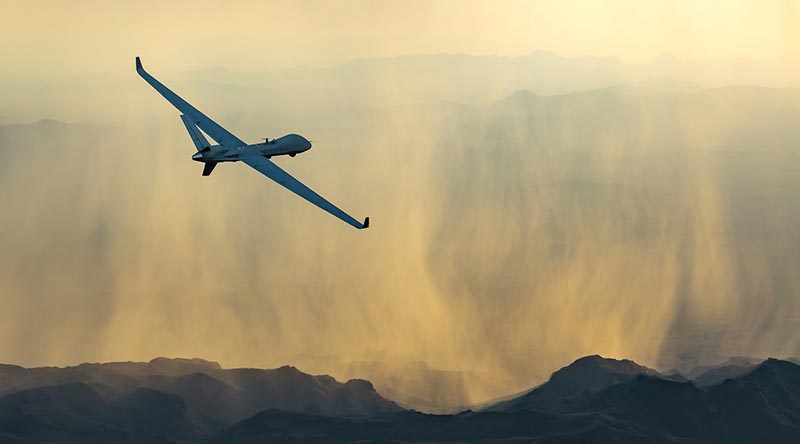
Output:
[
  {"xmin": 1, "ymin": 0, "xmax": 797, "ymax": 77},
  {"xmin": 2, "ymin": 0, "xmax": 800, "ymax": 411}
]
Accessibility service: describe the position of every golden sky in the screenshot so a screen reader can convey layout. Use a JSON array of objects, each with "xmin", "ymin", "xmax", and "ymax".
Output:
[
  {"xmin": 1, "ymin": 0, "xmax": 797, "ymax": 77},
  {"xmin": 1, "ymin": 0, "xmax": 800, "ymax": 411}
]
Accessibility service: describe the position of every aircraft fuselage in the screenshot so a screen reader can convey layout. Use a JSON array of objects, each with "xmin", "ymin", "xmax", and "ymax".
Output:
[
  {"xmin": 136, "ymin": 55, "xmax": 368, "ymax": 228},
  {"xmin": 191, "ymin": 133, "xmax": 312, "ymax": 163}
]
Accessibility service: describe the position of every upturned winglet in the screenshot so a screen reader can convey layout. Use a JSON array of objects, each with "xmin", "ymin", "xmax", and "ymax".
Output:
[
  {"xmin": 134, "ymin": 56, "xmax": 246, "ymax": 148},
  {"xmin": 136, "ymin": 57, "xmax": 369, "ymax": 230}
]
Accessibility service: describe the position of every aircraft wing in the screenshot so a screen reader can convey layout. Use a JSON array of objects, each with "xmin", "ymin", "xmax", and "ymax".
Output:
[
  {"xmin": 136, "ymin": 57, "xmax": 246, "ymax": 148},
  {"xmin": 240, "ymin": 155, "xmax": 369, "ymax": 230}
]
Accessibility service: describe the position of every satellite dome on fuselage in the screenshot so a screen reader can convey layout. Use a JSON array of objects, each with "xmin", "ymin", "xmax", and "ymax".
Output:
[{"xmin": 273, "ymin": 134, "xmax": 311, "ymax": 149}]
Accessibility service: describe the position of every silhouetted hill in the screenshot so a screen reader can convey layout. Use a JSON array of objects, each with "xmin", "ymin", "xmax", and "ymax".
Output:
[
  {"xmin": 0, "ymin": 383, "xmax": 115, "ymax": 440},
  {"xmin": 209, "ymin": 408, "xmax": 667, "ymax": 444},
  {"xmin": 0, "ymin": 357, "xmax": 227, "ymax": 397},
  {"xmin": 293, "ymin": 358, "xmax": 518, "ymax": 413},
  {"xmin": 113, "ymin": 387, "xmax": 207, "ymax": 441},
  {"xmin": 580, "ymin": 375, "xmax": 721, "ymax": 441},
  {"xmin": 0, "ymin": 382, "xmax": 206, "ymax": 443},
  {"xmin": 5, "ymin": 356, "xmax": 800, "ymax": 443},
  {"xmin": 702, "ymin": 359, "xmax": 800, "ymax": 443},
  {"xmin": 0, "ymin": 382, "xmax": 202, "ymax": 443},
  {"xmin": 210, "ymin": 365, "xmax": 400, "ymax": 419},
  {"xmin": 730, "ymin": 358, "xmax": 800, "ymax": 420},
  {"xmin": 147, "ymin": 357, "xmax": 223, "ymax": 374},
  {"xmin": 568, "ymin": 357, "xmax": 800, "ymax": 443},
  {"xmin": 685, "ymin": 356, "xmax": 763, "ymax": 380},
  {"xmin": 691, "ymin": 358, "xmax": 764, "ymax": 388},
  {"xmin": 487, "ymin": 355, "xmax": 659, "ymax": 412},
  {"xmin": 0, "ymin": 358, "xmax": 401, "ymax": 443},
  {"xmin": 144, "ymin": 372, "xmax": 241, "ymax": 427}
]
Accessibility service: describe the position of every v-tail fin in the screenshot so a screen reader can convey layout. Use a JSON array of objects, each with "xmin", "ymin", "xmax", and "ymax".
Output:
[{"xmin": 180, "ymin": 114, "xmax": 211, "ymax": 151}]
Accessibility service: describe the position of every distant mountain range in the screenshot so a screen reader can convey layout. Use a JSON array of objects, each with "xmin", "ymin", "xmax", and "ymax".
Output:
[
  {"xmin": 5, "ymin": 50, "xmax": 796, "ymax": 124},
  {"xmin": 0, "ymin": 357, "xmax": 399, "ymax": 443},
  {"xmin": 182, "ymin": 51, "xmax": 797, "ymax": 104},
  {"xmin": 3, "ymin": 355, "xmax": 800, "ymax": 443}
]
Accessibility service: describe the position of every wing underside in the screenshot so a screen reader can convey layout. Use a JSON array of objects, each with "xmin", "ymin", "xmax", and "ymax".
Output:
[
  {"xmin": 240, "ymin": 155, "xmax": 368, "ymax": 229},
  {"xmin": 180, "ymin": 115, "xmax": 211, "ymax": 151},
  {"xmin": 136, "ymin": 57, "xmax": 368, "ymax": 229}
]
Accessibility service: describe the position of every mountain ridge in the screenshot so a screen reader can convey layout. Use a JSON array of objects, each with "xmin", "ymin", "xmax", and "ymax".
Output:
[{"xmin": 5, "ymin": 355, "xmax": 800, "ymax": 443}]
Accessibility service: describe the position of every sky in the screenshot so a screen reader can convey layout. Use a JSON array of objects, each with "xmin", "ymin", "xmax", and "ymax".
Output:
[
  {"xmin": 1, "ymin": 0, "xmax": 799, "ymax": 411},
  {"xmin": 1, "ymin": 0, "xmax": 797, "ymax": 78}
]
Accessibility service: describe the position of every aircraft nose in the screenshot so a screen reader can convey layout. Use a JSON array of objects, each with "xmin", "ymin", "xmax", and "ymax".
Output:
[{"xmin": 191, "ymin": 152, "xmax": 203, "ymax": 161}]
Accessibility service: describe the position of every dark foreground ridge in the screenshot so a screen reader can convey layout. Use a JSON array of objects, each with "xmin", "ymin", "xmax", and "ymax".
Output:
[{"xmin": 2, "ymin": 355, "xmax": 800, "ymax": 443}]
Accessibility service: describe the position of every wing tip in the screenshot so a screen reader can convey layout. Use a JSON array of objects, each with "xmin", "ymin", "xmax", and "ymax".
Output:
[
  {"xmin": 360, "ymin": 217, "xmax": 370, "ymax": 229},
  {"xmin": 135, "ymin": 56, "xmax": 143, "ymax": 72}
]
